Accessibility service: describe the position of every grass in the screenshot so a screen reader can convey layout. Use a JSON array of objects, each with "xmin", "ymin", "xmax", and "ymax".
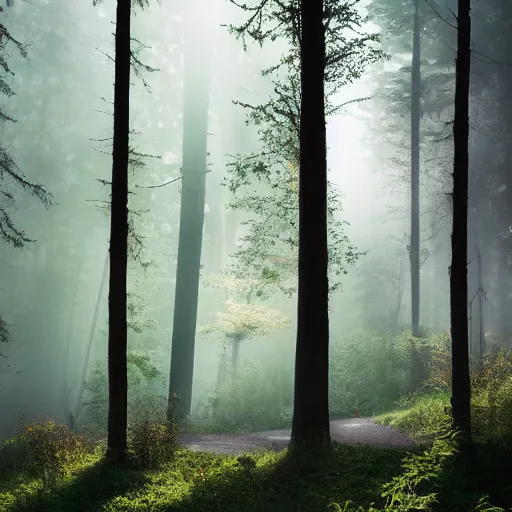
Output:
[
  {"xmin": 1, "ymin": 431, "xmax": 511, "ymax": 511},
  {"xmin": 375, "ymin": 390, "xmax": 450, "ymax": 441},
  {"xmin": 0, "ymin": 442, "xmax": 409, "ymax": 512}
]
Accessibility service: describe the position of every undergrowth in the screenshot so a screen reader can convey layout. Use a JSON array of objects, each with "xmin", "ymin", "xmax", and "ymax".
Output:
[
  {"xmin": 1, "ymin": 416, "xmax": 509, "ymax": 512},
  {"xmin": 192, "ymin": 331, "xmax": 431, "ymax": 433},
  {"xmin": 376, "ymin": 344, "xmax": 512, "ymax": 447}
]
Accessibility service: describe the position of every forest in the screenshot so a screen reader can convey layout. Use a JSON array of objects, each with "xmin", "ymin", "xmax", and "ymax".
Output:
[{"xmin": 0, "ymin": 0, "xmax": 511, "ymax": 510}]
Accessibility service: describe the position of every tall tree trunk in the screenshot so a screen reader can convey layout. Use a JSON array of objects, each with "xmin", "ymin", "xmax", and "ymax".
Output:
[
  {"xmin": 106, "ymin": 0, "xmax": 131, "ymax": 463},
  {"xmin": 168, "ymin": 0, "xmax": 210, "ymax": 421},
  {"xmin": 410, "ymin": 0, "xmax": 421, "ymax": 337},
  {"xmin": 291, "ymin": 0, "xmax": 330, "ymax": 449},
  {"xmin": 450, "ymin": 0, "xmax": 471, "ymax": 440}
]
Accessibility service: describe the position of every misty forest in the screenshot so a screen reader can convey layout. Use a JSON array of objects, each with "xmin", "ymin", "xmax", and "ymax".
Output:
[{"xmin": 0, "ymin": 0, "xmax": 511, "ymax": 510}]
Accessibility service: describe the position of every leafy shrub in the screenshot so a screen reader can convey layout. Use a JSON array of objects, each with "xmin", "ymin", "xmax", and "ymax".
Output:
[
  {"xmin": 16, "ymin": 417, "xmax": 85, "ymax": 486},
  {"xmin": 336, "ymin": 422, "xmax": 505, "ymax": 512},
  {"xmin": 128, "ymin": 418, "xmax": 179, "ymax": 469},
  {"xmin": 471, "ymin": 348, "xmax": 512, "ymax": 445},
  {"xmin": 127, "ymin": 395, "xmax": 180, "ymax": 469},
  {"xmin": 0, "ymin": 433, "xmax": 33, "ymax": 478},
  {"xmin": 329, "ymin": 331, "xmax": 427, "ymax": 418},
  {"xmin": 376, "ymin": 391, "xmax": 451, "ymax": 440}
]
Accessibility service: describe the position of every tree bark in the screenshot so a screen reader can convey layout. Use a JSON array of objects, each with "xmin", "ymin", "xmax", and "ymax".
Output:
[
  {"xmin": 106, "ymin": 0, "xmax": 131, "ymax": 463},
  {"xmin": 168, "ymin": 0, "xmax": 210, "ymax": 421},
  {"xmin": 450, "ymin": 0, "xmax": 471, "ymax": 441},
  {"xmin": 410, "ymin": 0, "xmax": 421, "ymax": 337},
  {"xmin": 290, "ymin": 0, "xmax": 330, "ymax": 449}
]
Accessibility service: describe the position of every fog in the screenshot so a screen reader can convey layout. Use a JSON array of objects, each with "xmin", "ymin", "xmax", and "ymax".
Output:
[{"xmin": 0, "ymin": 0, "xmax": 507, "ymax": 438}]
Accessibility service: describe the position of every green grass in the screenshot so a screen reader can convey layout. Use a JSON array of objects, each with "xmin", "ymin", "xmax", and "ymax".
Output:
[
  {"xmin": 375, "ymin": 390, "xmax": 450, "ymax": 441},
  {"xmin": 0, "ymin": 443, "xmax": 409, "ymax": 512},
  {"xmin": 2, "ymin": 438, "xmax": 511, "ymax": 512}
]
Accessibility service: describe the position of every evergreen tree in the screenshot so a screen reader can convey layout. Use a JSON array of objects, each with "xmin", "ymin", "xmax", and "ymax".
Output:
[
  {"xmin": 450, "ymin": 0, "xmax": 471, "ymax": 440},
  {"xmin": 0, "ymin": 5, "xmax": 51, "ymax": 363}
]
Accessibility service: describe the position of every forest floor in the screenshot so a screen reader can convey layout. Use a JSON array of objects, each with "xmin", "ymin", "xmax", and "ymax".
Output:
[
  {"xmin": 1, "ymin": 409, "xmax": 511, "ymax": 512},
  {"xmin": 179, "ymin": 418, "xmax": 416, "ymax": 454}
]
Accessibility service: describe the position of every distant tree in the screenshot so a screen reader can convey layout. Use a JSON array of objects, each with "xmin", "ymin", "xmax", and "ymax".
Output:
[
  {"xmin": 167, "ymin": 0, "xmax": 211, "ymax": 422},
  {"xmin": 410, "ymin": 0, "xmax": 421, "ymax": 337},
  {"xmin": 0, "ymin": 8, "xmax": 51, "ymax": 364},
  {"xmin": 450, "ymin": 0, "xmax": 471, "ymax": 440},
  {"xmin": 200, "ymin": 274, "xmax": 289, "ymax": 384}
]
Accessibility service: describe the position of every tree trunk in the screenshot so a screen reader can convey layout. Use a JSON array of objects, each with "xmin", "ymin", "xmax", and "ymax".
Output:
[
  {"xmin": 106, "ymin": 0, "xmax": 131, "ymax": 463},
  {"xmin": 290, "ymin": 0, "xmax": 330, "ymax": 449},
  {"xmin": 450, "ymin": 0, "xmax": 471, "ymax": 441},
  {"xmin": 410, "ymin": 0, "xmax": 421, "ymax": 337},
  {"xmin": 168, "ymin": 0, "xmax": 210, "ymax": 422}
]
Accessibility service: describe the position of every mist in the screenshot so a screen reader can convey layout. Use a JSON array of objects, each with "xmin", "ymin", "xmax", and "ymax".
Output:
[{"xmin": 0, "ymin": 0, "xmax": 506, "ymax": 442}]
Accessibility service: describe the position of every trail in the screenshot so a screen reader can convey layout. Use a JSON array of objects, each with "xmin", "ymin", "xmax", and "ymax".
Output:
[{"xmin": 179, "ymin": 418, "xmax": 415, "ymax": 454}]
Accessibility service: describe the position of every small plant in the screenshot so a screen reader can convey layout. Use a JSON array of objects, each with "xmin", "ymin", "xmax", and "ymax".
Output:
[
  {"xmin": 20, "ymin": 417, "xmax": 86, "ymax": 487},
  {"xmin": 128, "ymin": 418, "xmax": 179, "ymax": 469},
  {"xmin": 127, "ymin": 397, "xmax": 180, "ymax": 469}
]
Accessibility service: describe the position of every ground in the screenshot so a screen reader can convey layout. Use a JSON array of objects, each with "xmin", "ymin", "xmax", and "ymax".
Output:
[{"xmin": 180, "ymin": 418, "xmax": 416, "ymax": 454}]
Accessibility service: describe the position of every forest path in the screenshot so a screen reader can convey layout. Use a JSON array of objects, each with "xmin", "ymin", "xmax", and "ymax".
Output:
[{"xmin": 179, "ymin": 418, "xmax": 416, "ymax": 454}]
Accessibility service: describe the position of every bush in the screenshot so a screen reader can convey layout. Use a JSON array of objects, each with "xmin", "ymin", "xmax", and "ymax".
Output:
[
  {"xmin": 193, "ymin": 330, "xmax": 433, "ymax": 433},
  {"xmin": 329, "ymin": 331, "xmax": 428, "ymax": 418},
  {"xmin": 194, "ymin": 361, "xmax": 294, "ymax": 433},
  {"xmin": 471, "ymin": 348, "xmax": 512, "ymax": 445},
  {"xmin": 8, "ymin": 417, "xmax": 86, "ymax": 487},
  {"xmin": 127, "ymin": 395, "xmax": 180, "ymax": 469},
  {"xmin": 128, "ymin": 418, "xmax": 179, "ymax": 469}
]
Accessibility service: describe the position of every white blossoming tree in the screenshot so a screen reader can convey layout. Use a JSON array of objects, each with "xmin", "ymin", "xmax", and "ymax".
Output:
[{"xmin": 200, "ymin": 274, "xmax": 289, "ymax": 389}]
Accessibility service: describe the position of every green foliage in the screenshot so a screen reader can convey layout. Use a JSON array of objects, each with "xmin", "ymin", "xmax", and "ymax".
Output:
[
  {"xmin": 194, "ymin": 331, "xmax": 434, "ymax": 433},
  {"xmin": 224, "ymin": 0, "xmax": 384, "ymax": 295},
  {"xmin": 1, "ymin": 432, "xmax": 507, "ymax": 512},
  {"xmin": 471, "ymin": 348, "xmax": 512, "ymax": 445},
  {"xmin": 0, "ymin": 418, "xmax": 86, "ymax": 488},
  {"xmin": 79, "ymin": 353, "xmax": 163, "ymax": 435},
  {"xmin": 329, "ymin": 331, "xmax": 428, "ymax": 418},
  {"xmin": 128, "ymin": 418, "xmax": 179, "ymax": 470},
  {"xmin": 194, "ymin": 361, "xmax": 293, "ymax": 433},
  {"xmin": 376, "ymin": 391, "xmax": 451, "ymax": 441},
  {"xmin": 378, "ymin": 344, "xmax": 512, "ymax": 448}
]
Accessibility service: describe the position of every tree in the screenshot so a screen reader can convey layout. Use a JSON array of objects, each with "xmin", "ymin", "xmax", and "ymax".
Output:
[
  {"xmin": 228, "ymin": 0, "xmax": 382, "ymax": 448},
  {"xmin": 168, "ymin": 0, "xmax": 211, "ymax": 422},
  {"xmin": 200, "ymin": 274, "xmax": 289, "ymax": 385},
  {"xmin": 0, "ymin": 4, "xmax": 52, "ymax": 371},
  {"xmin": 106, "ymin": 0, "xmax": 132, "ymax": 463},
  {"xmin": 450, "ymin": 0, "xmax": 471, "ymax": 440},
  {"xmin": 410, "ymin": 0, "xmax": 421, "ymax": 337},
  {"xmin": 290, "ymin": 0, "xmax": 330, "ymax": 448}
]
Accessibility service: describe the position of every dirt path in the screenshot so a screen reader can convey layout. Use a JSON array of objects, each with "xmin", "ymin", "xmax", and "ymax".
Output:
[{"xmin": 179, "ymin": 418, "xmax": 415, "ymax": 454}]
